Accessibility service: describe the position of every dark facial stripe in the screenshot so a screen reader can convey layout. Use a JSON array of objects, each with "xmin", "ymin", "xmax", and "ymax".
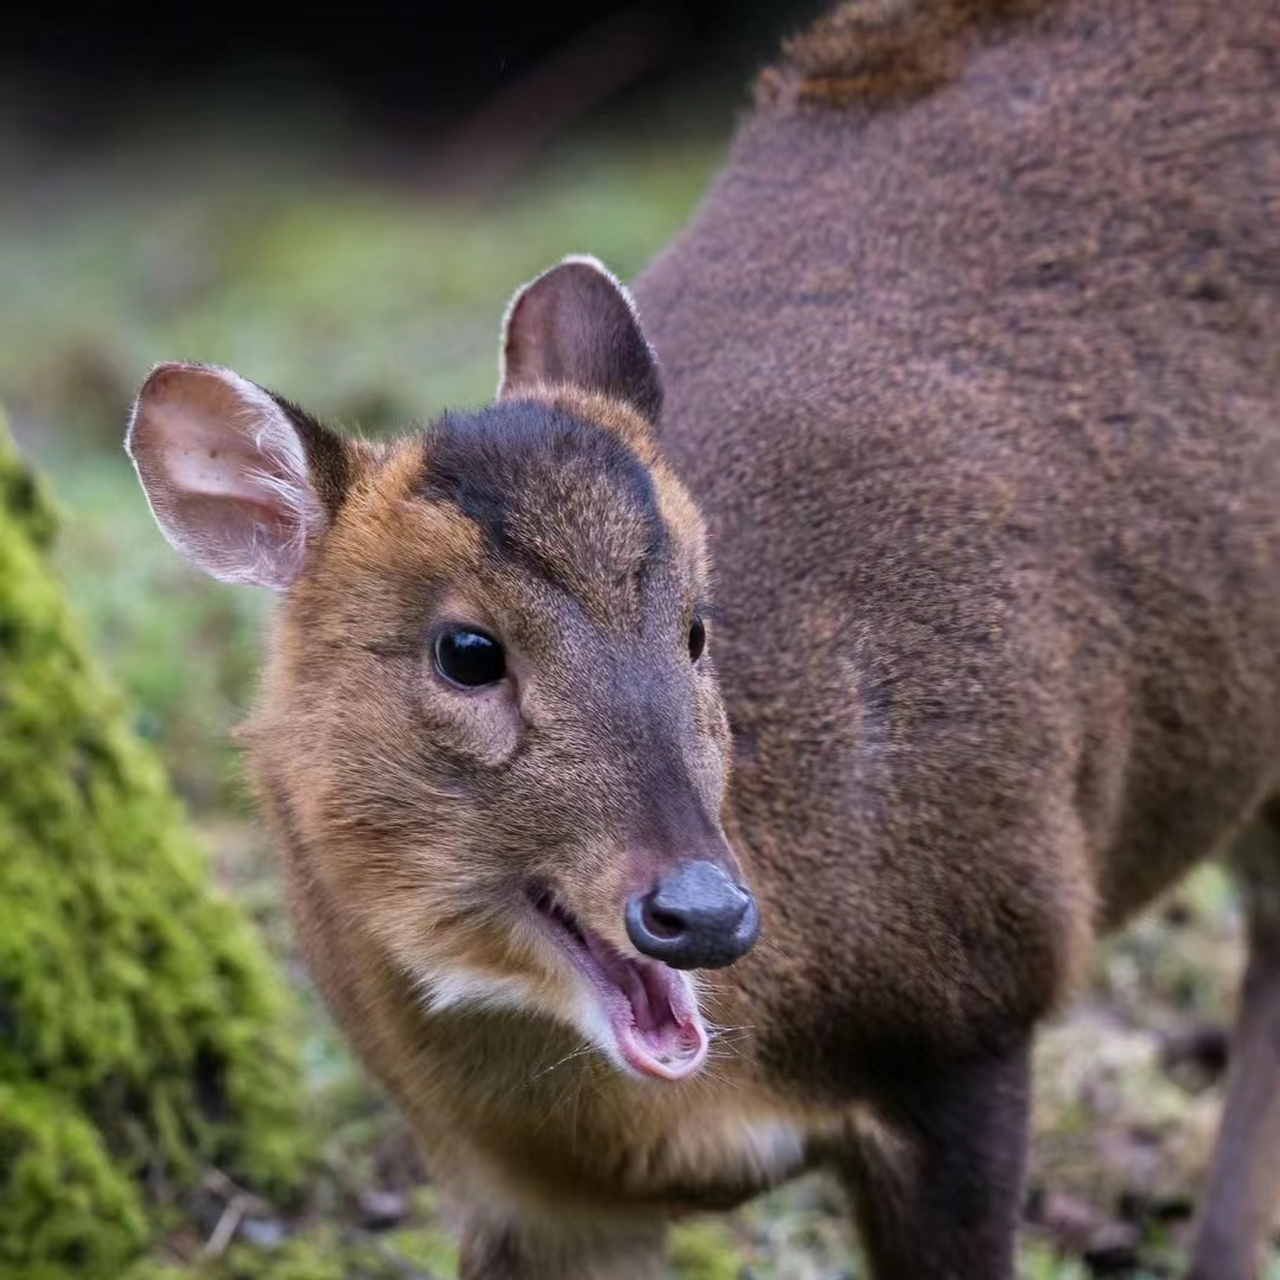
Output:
[{"xmin": 417, "ymin": 402, "xmax": 669, "ymax": 606}]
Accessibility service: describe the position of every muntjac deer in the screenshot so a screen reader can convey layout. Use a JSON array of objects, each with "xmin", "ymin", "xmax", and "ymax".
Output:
[{"xmin": 127, "ymin": 1, "xmax": 1280, "ymax": 1276}]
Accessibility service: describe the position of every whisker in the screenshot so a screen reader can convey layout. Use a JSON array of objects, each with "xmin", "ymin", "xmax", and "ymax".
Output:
[
  {"xmin": 528, "ymin": 1043, "xmax": 593, "ymax": 1084},
  {"xmin": 758, "ymin": 934, "xmax": 797, "ymax": 963},
  {"xmin": 697, "ymin": 1064, "xmax": 741, "ymax": 1092},
  {"xmin": 701, "ymin": 1018, "xmax": 757, "ymax": 1034},
  {"xmin": 703, "ymin": 1024, "xmax": 757, "ymax": 1047}
]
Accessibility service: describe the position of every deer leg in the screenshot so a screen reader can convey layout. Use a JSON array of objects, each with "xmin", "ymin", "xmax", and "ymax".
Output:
[
  {"xmin": 1186, "ymin": 812, "xmax": 1280, "ymax": 1280},
  {"xmin": 837, "ymin": 1036, "xmax": 1032, "ymax": 1280}
]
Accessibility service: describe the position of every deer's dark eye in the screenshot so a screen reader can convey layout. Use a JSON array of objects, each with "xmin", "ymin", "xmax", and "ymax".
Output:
[
  {"xmin": 688, "ymin": 615, "xmax": 706, "ymax": 663},
  {"xmin": 434, "ymin": 629, "xmax": 506, "ymax": 688}
]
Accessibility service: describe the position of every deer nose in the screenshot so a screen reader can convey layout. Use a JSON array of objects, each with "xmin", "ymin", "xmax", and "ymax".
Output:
[{"xmin": 625, "ymin": 861, "xmax": 760, "ymax": 970}]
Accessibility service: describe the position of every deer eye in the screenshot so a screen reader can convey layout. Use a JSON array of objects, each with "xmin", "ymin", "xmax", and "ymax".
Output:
[
  {"xmin": 688, "ymin": 615, "xmax": 706, "ymax": 663},
  {"xmin": 434, "ymin": 628, "xmax": 506, "ymax": 688}
]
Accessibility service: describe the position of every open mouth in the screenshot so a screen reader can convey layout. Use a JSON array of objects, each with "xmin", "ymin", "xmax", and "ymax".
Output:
[{"xmin": 526, "ymin": 883, "xmax": 709, "ymax": 1082}]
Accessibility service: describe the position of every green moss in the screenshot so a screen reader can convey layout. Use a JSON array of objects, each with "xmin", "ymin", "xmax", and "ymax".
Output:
[
  {"xmin": 215, "ymin": 1233, "xmax": 347, "ymax": 1280},
  {"xmin": 0, "ymin": 1081, "xmax": 148, "ymax": 1279},
  {"xmin": 124, "ymin": 1222, "xmax": 460, "ymax": 1280},
  {"xmin": 668, "ymin": 1220, "xmax": 744, "ymax": 1280},
  {"xmin": 0, "ymin": 420, "xmax": 307, "ymax": 1277},
  {"xmin": 1020, "ymin": 1240, "xmax": 1090, "ymax": 1280},
  {"xmin": 381, "ymin": 1225, "xmax": 459, "ymax": 1276}
]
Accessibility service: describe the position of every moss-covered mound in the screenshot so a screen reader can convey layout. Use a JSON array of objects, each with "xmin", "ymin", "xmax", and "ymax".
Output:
[{"xmin": 0, "ymin": 420, "xmax": 306, "ymax": 1279}]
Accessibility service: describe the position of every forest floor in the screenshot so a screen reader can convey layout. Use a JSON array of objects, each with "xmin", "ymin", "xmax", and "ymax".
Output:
[{"xmin": 3, "ymin": 106, "xmax": 1277, "ymax": 1279}]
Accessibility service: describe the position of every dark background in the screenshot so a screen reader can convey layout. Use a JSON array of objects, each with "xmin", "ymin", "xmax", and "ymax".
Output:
[{"xmin": 3, "ymin": 2, "xmax": 821, "ymax": 152}]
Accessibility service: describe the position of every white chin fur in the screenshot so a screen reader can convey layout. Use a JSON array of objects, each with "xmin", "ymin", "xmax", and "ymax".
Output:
[
  {"xmin": 415, "ymin": 960, "xmax": 705, "ymax": 1082},
  {"xmin": 415, "ymin": 961, "xmax": 604, "ymax": 1048},
  {"xmin": 417, "ymin": 966, "xmax": 543, "ymax": 1017}
]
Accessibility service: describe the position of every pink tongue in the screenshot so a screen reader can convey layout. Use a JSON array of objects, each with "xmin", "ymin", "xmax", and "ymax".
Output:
[
  {"xmin": 585, "ymin": 938, "xmax": 708, "ymax": 1080},
  {"xmin": 616, "ymin": 962, "xmax": 657, "ymax": 1031},
  {"xmin": 616, "ymin": 961, "xmax": 678, "ymax": 1034}
]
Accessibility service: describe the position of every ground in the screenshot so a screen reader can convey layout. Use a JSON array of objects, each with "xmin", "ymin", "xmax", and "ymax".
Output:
[{"xmin": 2, "ymin": 105, "xmax": 1277, "ymax": 1278}]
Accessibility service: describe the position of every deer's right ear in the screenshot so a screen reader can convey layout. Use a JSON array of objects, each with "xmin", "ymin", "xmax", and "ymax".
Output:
[{"xmin": 126, "ymin": 362, "xmax": 350, "ymax": 591}]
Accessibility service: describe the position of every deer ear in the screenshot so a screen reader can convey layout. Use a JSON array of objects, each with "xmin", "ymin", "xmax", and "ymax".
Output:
[
  {"xmin": 498, "ymin": 256, "xmax": 663, "ymax": 424},
  {"xmin": 125, "ymin": 362, "xmax": 350, "ymax": 591}
]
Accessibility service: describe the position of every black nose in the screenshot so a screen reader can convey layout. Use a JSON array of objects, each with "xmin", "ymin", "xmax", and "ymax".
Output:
[{"xmin": 625, "ymin": 861, "xmax": 760, "ymax": 970}]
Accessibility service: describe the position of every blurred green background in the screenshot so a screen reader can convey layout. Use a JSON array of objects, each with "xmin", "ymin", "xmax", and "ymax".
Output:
[{"xmin": 1, "ymin": 4, "xmax": 1274, "ymax": 1276}]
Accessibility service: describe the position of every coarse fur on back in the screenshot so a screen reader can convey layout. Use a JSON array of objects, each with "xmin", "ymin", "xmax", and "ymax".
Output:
[
  {"xmin": 125, "ymin": 2, "xmax": 1280, "ymax": 1277},
  {"xmin": 758, "ymin": 0, "xmax": 1058, "ymax": 110}
]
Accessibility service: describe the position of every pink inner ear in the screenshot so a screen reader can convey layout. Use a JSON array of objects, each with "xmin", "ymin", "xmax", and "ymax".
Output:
[{"xmin": 127, "ymin": 364, "xmax": 323, "ymax": 591}]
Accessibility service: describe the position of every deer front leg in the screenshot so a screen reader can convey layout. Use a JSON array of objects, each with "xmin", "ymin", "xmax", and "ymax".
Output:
[
  {"xmin": 1186, "ymin": 816, "xmax": 1280, "ymax": 1280},
  {"xmin": 837, "ymin": 1036, "xmax": 1033, "ymax": 1280},
  {"xmin": 459, "ymin": 1210, "xmax": 667, "ymax": 1280}
]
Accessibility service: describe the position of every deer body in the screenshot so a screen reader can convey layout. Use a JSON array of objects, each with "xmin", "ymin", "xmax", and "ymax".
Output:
[
  {"xmin": 127, "ymin": 2, "xmax": 1280, "ymax": 1277},
  {"xmin": 638, "ymin": 0, "xmax": 1280, "ymax": 1052}
]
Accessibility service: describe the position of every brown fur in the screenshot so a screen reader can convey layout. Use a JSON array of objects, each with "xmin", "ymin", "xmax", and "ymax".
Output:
[
  {"xmin": 128, "ymin": 1, "xmax": 1280, "ymax": 1276},
  {"xmin": 633, "ymin": 0, "xmax": 1280, "ymax": 1272},
  {"xmin": 757, "ymin": 0, "xmax": 1055, "ymax": 111},
  {"xmin": 241, "ymin": 391, "xmax": 765, "ymax": 1226},
  {"xmin": 517, "ymin": 381, "xmax": 712, "ymax": 582}
]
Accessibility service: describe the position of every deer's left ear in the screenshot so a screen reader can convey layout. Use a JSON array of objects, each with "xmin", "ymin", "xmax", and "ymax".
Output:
[{"xmin": 498, "ymin": 256, "xmax": 663, "ymax": 424}]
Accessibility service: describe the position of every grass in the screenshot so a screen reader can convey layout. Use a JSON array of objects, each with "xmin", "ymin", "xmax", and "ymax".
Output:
[{"xmin": 2, "ymin": 107, "xmax": 1274, "ymax": 1277}]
